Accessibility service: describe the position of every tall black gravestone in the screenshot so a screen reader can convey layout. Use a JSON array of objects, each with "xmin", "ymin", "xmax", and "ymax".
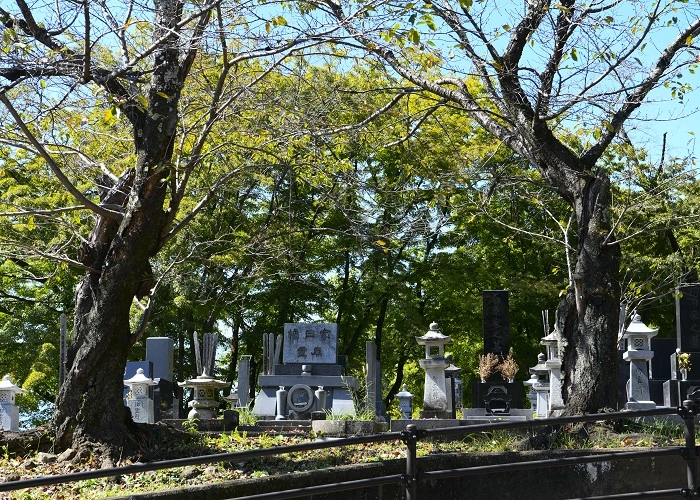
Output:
[
  {"xmin": 663, "ymin": 284, "xmax": 700, "ymax": 406},
  {"xmin": 471, "ymin": 290, "xmax": 522, "ymax": 410},
  {"xmin": 677, "ymin": 284, "xmax": 700, "ymax": 352},
  {"xmin": 482, "ymin": 290, "xmax": 509, "ymax": 357}
]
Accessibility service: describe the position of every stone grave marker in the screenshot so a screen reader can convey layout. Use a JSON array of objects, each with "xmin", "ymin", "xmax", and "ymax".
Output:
[
  {"xmin": 145, "ymin": 337, "xmax": 177, "ymax": 420},
  {"xmin": 482, "ymin": 290, "xmax": 510, "ymax": 357},
  {"xmin": 470, "ymin": 290, "xmax": 523, "ymax": 411},
  {"xmin": 283, "ymin": 323, "xmax": 337, "ymax": 364},
  {"xmin": 677, "ymin": 284, "xmax": 700, "ymax": 352},
  {"xmin": 253, "ymin": 323, "xmax": 357, "ymax": 419},
  {"xmin": 663, "ymin": 285, "xmax": 700, "ymax": 406}
]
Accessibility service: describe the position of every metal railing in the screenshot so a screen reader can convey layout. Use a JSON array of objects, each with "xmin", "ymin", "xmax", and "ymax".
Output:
[{"xmin": 1, "ymin": 402, "xmax": 698, "ymax": 499}]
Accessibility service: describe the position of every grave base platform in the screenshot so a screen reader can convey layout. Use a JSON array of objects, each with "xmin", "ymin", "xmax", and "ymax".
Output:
[
  {"xmin": 462, "ymin": 408, "xmax": 533, "ymax": 423},
  {"xmin": 161, "ymin": 412, "xmax": 238, "ymax": 432}
]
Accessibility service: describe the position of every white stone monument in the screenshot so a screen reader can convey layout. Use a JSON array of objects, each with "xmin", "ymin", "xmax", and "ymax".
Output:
[
  {"xmin": 124, "ymin": 368, "xmax": 158, "ymax": 424},
  {"xmin": 416, "ymin": 322, "xmax": 452, "ymax": 419},
  {"xmin": 541, "ymin": 322, "xmax": 564, "ymax": 414},
  {"xmin": 0, "ymin": 375, "xmax": 25, "ymax": 431},
  {"xmin": 529, "ymin": 354, "xmax": 550, "ymax": 419},
  {"xmin": 622, "ymin": 314, "xmax": 658, "ymax": 410}
]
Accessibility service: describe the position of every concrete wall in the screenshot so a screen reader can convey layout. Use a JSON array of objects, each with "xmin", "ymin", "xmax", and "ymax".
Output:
[{"xmin": 114, "ymin": 448, "xmax": 690, "ymax": 500}]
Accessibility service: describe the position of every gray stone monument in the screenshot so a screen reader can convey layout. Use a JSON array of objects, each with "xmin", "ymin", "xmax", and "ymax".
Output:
[
  {"xmin": 253, "ymin": 323, "xmax": 358, "ymax": 419},
  {"xmin": 663, "ymin": 285, "xmax": 700, "ymax": 407},
  {"xmin": 145, "ymin": 336, "xmax": 177, "ymax": 420},
  {"xmin": 178, "ymin": 333, "xmax": 229, "ymax": 420},
  {"xmin": 622, "ymin": 314, "xmax": 657, "ymax": 410},
  {"xmin": 541, "ymin": 310, "xmax": 564, "ymax": 414},
  {"xmin": 237, "ymin": 355, "xmax": 252, "ymax": 407},
  {"xmin": 366, "ymin": 341, "xmax": 379, "ymax": 416},
  {"xmin": 0, "ymin": 375, "xmax": 25, "ymax": 431},
  {"xmin": 417, "ymin": 322, "xmax": 451, "ymax": 419}
]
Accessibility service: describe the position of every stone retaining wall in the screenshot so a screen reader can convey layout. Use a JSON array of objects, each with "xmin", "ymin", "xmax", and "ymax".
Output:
[{"xmin": 113, "ymin": 448, "xmax": 689, "ymax": 500}]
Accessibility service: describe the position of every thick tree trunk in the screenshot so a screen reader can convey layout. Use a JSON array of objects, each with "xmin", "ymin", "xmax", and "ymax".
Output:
[
  {"xmin": 557, "ymin": 175, "xmax": 621, "ymax": 414},
  {"xmin": 54, "ymin": 169, "xmax": 168, "ymax": 451}
]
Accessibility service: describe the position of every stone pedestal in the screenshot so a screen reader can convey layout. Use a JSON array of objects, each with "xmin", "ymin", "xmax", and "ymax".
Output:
[
  {"xmin": 663, "ymin": 379, "xmax": 700, "ymax": 407},
  {"xmin": 420, "ymin": 357, "xmax": 451, "ymax": 418}
]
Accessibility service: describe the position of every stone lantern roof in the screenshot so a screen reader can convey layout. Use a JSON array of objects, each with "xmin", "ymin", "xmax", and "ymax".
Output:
[
  {"xmin": 123, "ymin": 368, "xmax": 158, "ymax": 387},
  {"xmin": 529, "ymin": 353, "xmax": 549, "ymax": 376},
  {"xmin": 396, "ymin": 383, "xmax": 413, "ymax": 399},
  {"xmin": 0, "ymin": 374, "xmax": 25, "ymax": 395},
  {"xmin": 623, "ymin": 314, "xmax": 658, "ymax": 338},
  {"xmin": 416, "ymin": 322, "xmax": 452, "ymax": 345}
]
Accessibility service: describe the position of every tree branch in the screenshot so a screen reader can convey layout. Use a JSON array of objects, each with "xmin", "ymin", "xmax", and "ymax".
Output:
[{"xmin": 0, "ymin": 93, "xmax": 123, "ymax": 221}]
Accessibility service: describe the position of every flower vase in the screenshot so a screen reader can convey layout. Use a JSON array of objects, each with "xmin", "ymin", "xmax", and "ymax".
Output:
[{"xmin": 681, "ymin": 368, "xmax": 688, "ymax": 381}]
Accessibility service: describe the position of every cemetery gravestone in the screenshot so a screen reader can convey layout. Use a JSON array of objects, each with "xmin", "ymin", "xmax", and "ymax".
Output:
[
  {"xmin": 482, "ymin": 290, "xmax": 509, "ymax": 357},
  {"xmin": 677, "ymin": 284, "xmax": 700, "ymax": 352},
  {"xmin": 253, "ymin": 323, "xmax": 358, "ymax": 419},
  {"xmin": 471, "ymin": 291, "xmax": 523, "ymax": 411},
  {"xmin": 146, "ymin": 337, "xmax": 177, "ymax": 420},
  {"xmin": 663, "ymin": 285, "xmax": 700, "ymax": 407}
]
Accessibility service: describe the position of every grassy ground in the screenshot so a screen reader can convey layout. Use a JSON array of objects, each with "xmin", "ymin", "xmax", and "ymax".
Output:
[{"xmin": 0, "ymin": 417, "xmax": 694, "ymax": 499}]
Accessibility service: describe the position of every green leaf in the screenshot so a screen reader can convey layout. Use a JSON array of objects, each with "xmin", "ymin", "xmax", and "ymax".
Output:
[
  {"xmin": 408, "ymin": 28, "xmax": 420, "ymax": 45},
  {"xmin": 571, "ymin": 48, "xmax": 578, "ymax": 61},
  {"xmin": 137, "ymin": 94, "xmax": 149, "ymax": 110}
]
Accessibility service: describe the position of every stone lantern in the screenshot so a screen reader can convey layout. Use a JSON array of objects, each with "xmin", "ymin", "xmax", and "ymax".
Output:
[
  {"xmin": 124, "ymin": 367, "xmax": 158, "ymax": 424},
  {"xmin": 396, "ymin": 384, "xmax": 414, "ymax": 420},
  {"xmin": 523, "ymin": 373, "xmax": 538, "ymax": 416},
  {"xmin": 445, "ymin": 355, "xmax": 463, "ymax": 419},
  {"xmin": 0, "ymin": 375, "xmax": 25, "ymax": 431},
  {"xmin": 622, "ymin": 313, "xmax": 658, "ymax": 410},
  {"xmin": 541, "ymin": 325, "xmax": 564, "ymax": 414},
  {"xmin": 529, "ymin": 353, "xmax": 550, "ymax": 419},
  {"xmin": 416, "ymin": 322, "xmax": 452, "ymax": 418},
  {"xmin": 179, "ymin": 373, "xmax": 230, "ymax": 420}
]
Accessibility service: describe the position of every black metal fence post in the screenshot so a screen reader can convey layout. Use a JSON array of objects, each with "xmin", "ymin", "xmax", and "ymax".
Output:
[
  {"xmin": 402, "ymin": 424, "xmax": 419, "ymax": 500},
  {"xmin": 682, "ymin": 399, "xmax": 698, "ymax": 499}
]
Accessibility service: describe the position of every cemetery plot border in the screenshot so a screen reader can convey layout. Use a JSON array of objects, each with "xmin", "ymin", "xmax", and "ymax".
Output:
[{"xmin": 0, "ymin": 404, "xmax": 697, "ymax": 499}]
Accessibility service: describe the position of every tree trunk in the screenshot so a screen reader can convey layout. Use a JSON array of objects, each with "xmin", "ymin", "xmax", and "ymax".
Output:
[
  {"xmin": 558, "ymin": 174, "xmax": 621, "ymax": 414},
  {"xmin": 54, "ymin": 22, "xmax": 180, "ymax": 452},
  {"xmin": 55, "ymin": 163, "xmax": 168, "ymax": 451}
]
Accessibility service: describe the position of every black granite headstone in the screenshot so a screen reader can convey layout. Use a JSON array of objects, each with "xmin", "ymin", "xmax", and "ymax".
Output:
[
  {"xmin": 676, "ymin": 284, "xmax": 700, "ymax": 352},
  {"xmin": 482, "ymin": 290, "xmax": 509, "ymax": 356},
  {"xmin": 471, "ymin": 381, "xmax": 524, "ymax": 409}
]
